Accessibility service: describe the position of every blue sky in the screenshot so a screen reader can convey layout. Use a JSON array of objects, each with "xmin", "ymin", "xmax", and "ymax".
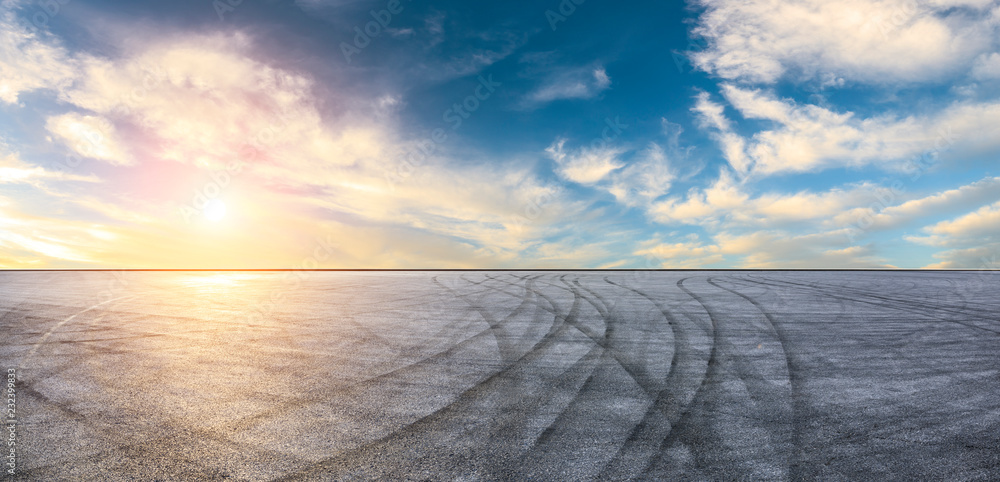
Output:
[{"xmin": 1, "ymin": 0, "xmax": 999, "ymax": 268}]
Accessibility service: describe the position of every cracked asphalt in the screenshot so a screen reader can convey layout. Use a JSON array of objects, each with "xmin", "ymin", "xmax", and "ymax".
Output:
[{"xmin": 1, "ymin": 270, "xmax": 998, "ymax": 480}]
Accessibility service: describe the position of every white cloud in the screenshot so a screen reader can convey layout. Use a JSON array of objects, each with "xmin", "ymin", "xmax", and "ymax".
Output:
[
  {"xmin": 0, "ymin": 26, "xmax": 608, "ymax": 268},
  {"xmin": 637, "ymin": 229, "xmax": 889, "ymax": 268},
  {"xmin": 546, "ymin": 138, "xmax": 624, "ymax": 185},
  {"xmin": 691, "ymin": 0, "xmax": 999, "ymax": 85},
  {"xmin": 833, "ymin": 176, "xmax": 1000, "ymax": 231},
  {"xmin": 648, "ymin": 173, "xmax": 1000, "ymax": 268},
  {"xmin": 412, "ymin": 26, "xmax": 527, "ymax": 81},
  {"xmin": 0, "ymin": 2, "xmax": 77, "ymax": 104},
  {"xmin": 692, "ymin": 91, "xmax": 731, "ymax": 131},
  {"xmin": 907, "ymin": 198, "xmax": 1000, "ymax": 268},
  {"xmin": 713, "ymin": 84, "xmax": 1000, "ymax": 175},
  {"xmin": 607, "ymin": 143, "xmax": 674, "ymax": 207},
  {"xmin": 715, "ymin": 230, "xmax": 890, "ymax": 268},
  {"xmin": 523, "ymin": 66, "xmax": 612, "ymax": 107},
  {"xmin": 635, "ymin": 237, "xmax": 725, "ymax": 268},
  {"xmin": 649, "ymin": 168, "xmax": 944, "ymax": 229},
  {"xmin": 691, "ymin": 91, "xmax": 750, "ymax": 173},
  {"xmin": 45, "ymin": 112, "xmax": 131, "ymax": 165},
  {"xmin": 0, "ymin": 149, "xmax": 99, "ymax": 185},
  {"xmin": 921, "ymin": 246, "xmax": 1000, "ymax": 269},
  {"xmin": 57, "ymin": 34, "xmax": 330, "ymax": 172},
  {"xmin": 0, "ymin": 195, "xmax": 107, "ymax": 264},
  {"xmin": 650, "ymin": 171, "xmax": 749, "ymax": 224},
  {"xmin": 908, "ymin": 199, "xmax": 1000, "ymax": 246},
  {"xmin": 971, "ymin": 52, "xmax": 1000, "ymax": 79}
]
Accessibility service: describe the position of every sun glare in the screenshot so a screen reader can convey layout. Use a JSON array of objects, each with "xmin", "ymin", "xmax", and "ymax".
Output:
[{"xmin": 204, "ymin": 199, "xmax": 227, "ymax": 222}]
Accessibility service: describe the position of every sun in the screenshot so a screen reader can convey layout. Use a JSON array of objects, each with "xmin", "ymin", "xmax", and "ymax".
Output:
[{"xmin": 203, "ymin": 199, "xmax": 227, "ymax": 222}]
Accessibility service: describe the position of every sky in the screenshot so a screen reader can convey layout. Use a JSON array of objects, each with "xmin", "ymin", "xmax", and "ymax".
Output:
[{"xmin": 1, "ymin": 0, "xmax": 999, "ymax": 269}]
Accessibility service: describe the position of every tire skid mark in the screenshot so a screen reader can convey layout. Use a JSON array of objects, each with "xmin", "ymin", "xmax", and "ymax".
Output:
[
  {"xmin": 11, "ymin": 272, "xmax": 1000, "ymax": 480},
  {"xmin": 21, "ymin": 294, "xmax": 136, "ymax": 365},
  {"xmin": 9, "ymin": 378, "xmax": 88, "ymax": 422},
  {"xmin": 24, "ymin": 275, "xmax": 532, "ymax": 478},
  {"xmin": 317, "ymin": 275, "xmax": 493, "ymax": 370},
  {"xmin": 566, "ymin": 276, "xmax": 672, "ymax": 397},
  {"xmin": 479, "ymin": 343, "xmax": 606, "ymax": 480},
  {"xmin": 598, "ymin": 276, "xmax": 706, "ymax": 480},
  {"xmin": 272, "ymin": 274, "xmax": 592, "ymax": 481},
  {"xmin": 15, "ymin": 278, "xmax": 387, "ymax": 477},
  {"xmin": 283, "ymin": 333, "xmax": 600, "ymax": 482},
  {"xmin": 339, "ymin": 273, "xmax": 543, "ymax": 383},
  {"xmin": 689, "ymin": 281, "xmax": 792, "ymax": 419},
  {"xmin": 735, "ymin": 275, "xmax": 998, "ymax": 391},
  {"xmin": 220, "ymin": 321, "xmax": 508, "ymax": 437},
  {"xmin": 15, "ymin": 291, "xmax": 163, "ymax": 390},
  {"xmin": 435, "ymin": 274, "xmax": 539, "ymax": 362},
  {"xmin": 18, "ymin": 412, "xmax": 316, "ymax": 480},
  {"xmin": 812, "ymin": 273, "xmax": 998, "ymax": 314},
  {"xmin": 9, "ymin": 274, "xmax": 519, "ymax": 479},
  {"xmin": 737, "ymin": 273, "xmax": 1000, "ymax": 462},
  {"xmin": 639, "ymin": 276, "xmax": 721, "ymax": 478},
  {"xmin": 578, "ymin": 276, "xmax": 678, "ymax": 392},
  {"xmin": 493, "ymin": 276, "xmax": 651, "ymax": 480},
  {"xmin": 645, "ymin": 277, "xmax": 794, "ymax": 480},
  {"xmin": 752, "ymin": 274, "xmax": 1000, "ymax": 330},
  {"xmin": 8, "ymin": 291, "xmax": 180, "ymax": 475},
  {"xmin": 738, "ymin": 274, "xmax": 969, "ymax": 330},
  {"xmin": 525, "ymin": 276, "xmax": 665, "ymax": 400},
  {"xmin": 0, "ymin": 271, "xmax": 68, "ymax": 345},
  {"xmin": 709, "ymin": 275, "xmax": 804, "ymax": 480},
  {"xmin": 520, "ymin": 278, "xmax": 616, "ymax": 451},
  {"xmin": 737, "ymin": 275, "xmax": 1000, "ymax": 336}
]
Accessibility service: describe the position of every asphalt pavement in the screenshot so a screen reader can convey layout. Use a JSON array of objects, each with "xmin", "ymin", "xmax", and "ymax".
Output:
[{"xmin": 1, "ymin": 271, "xmax": 998, "ymax": 480}]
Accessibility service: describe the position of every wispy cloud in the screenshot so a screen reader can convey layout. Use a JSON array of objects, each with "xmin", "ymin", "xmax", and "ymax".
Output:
[
  {"xmin": 691, "ymin": 0, "xmax": 1000, "ymax": 85},
  {"xmin": 2, "ymin": 0, "xmax": 999, "ymax": 269},
  {"xmin": 691, "ymin": 91, "xmax": 750, "ymax": 173},
  {"xmin": 907, "ymin": 197, "xmax": 1000, "ymax": 268},
  {"xmin": 908, "ymin": 200, "xmax": 1000, "ymax": 247},
  {"xmin": 0, "ymin": 150, "xmax": 99, "ymax": 185},
  {"xmin": 46, "ymin": 113, "xmax": 132, "ymax": 165},
  {"xmin": 831, "ymin": 176, "xmax": 1000, "ymax": 231},
  {"xmin": 0, "ymin": 22, "xmax": 606, "ymax": 268},
  {"xmin": 546, "ymin": 138, "xmax": 624, "ymax": 185},
  {"xmin": 522, "ymin": 65, "xmax": 612, "ymax": 108},
  {"xmin": 637, "ymin": 229, "xmax": 890, "ymax": 269},
  {"xmin": 700, "ymin": 84, "xmax": 1000, "ymax": 175},
  {"xmin": 0, "ymin": 1, "xmax": 77, "ymax": 103}
]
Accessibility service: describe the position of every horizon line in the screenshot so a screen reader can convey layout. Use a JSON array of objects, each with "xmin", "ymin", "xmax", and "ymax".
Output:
[{"xmin": 1, "ymin": 268, "xmax": 998, "ymax": 272}]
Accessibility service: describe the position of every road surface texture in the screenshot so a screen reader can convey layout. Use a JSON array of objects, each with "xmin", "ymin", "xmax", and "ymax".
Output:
[{"xmin": 1, "ymin": 271, "xmax": 999, "ymax": 481}]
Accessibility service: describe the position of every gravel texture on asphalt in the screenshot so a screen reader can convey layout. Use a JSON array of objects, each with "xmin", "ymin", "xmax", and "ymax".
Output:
[{"xmin": 1, "ymin": 270, "xmax": 998, "ymax": 480}]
